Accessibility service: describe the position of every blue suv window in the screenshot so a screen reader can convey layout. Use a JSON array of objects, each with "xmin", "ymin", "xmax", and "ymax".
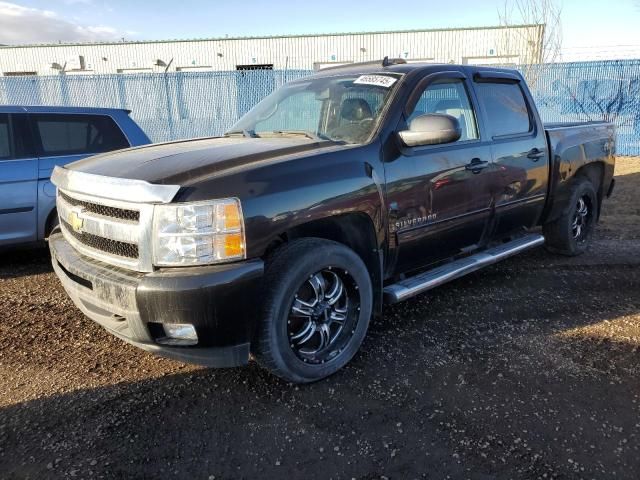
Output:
[
  {"xmin": 32, "ymin": 114, "xmax": 129, "ymax": 156},
  {"xmin": 11, "ymin": 114, "xmax": 36, "ymax": 159},
  {"xmin": 0, "ymin": 114, "xmax": 10, "ymax": 160}
]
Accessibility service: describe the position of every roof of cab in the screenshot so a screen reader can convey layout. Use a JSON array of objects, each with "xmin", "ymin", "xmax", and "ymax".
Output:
[
  {"xmin": 304, "ymin": 58, "xmax": 521, "ymax": 81},
  {"xmin": 0, "ymin": 105, "xmax": 131, "ymax": 114}
]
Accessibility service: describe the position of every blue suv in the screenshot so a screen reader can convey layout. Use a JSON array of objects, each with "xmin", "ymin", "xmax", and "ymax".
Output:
[{"xmin": 0, "ymin": 106, "xmax": 150, "ymax": 248}]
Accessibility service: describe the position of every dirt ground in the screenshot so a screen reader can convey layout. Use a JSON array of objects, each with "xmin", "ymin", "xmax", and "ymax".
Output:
[{"xmin": 1, "ymin": 158, "xmax": 639, "ymax": 480}]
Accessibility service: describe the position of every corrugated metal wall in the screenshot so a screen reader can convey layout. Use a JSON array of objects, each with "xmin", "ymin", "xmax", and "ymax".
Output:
[{"xmin": 0, "ymin": 25, "xmax": 543, "ymax": 75}]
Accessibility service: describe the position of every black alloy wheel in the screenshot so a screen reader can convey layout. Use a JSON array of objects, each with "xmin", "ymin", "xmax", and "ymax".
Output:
[
  {"xmin": 287, "ymin": 267, "xmax": 360, "ymax": 365},
  {"xmin": 254, "ymin": 238, "xmax": 373, "ymax": 383},
  {"xmin": 571, "ymin": 195, "xmax": 593, "ymax": 243}
]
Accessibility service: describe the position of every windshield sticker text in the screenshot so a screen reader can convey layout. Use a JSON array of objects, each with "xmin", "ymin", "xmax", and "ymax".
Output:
[{"xmin": 353, "ymin": 75, "xmax": 398, "ymax": 88}]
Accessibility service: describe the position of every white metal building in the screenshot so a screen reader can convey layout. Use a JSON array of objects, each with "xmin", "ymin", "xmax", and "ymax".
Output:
[{"xmin": 0, "ymin": 24, "xmax": 544, "ymax": 76}]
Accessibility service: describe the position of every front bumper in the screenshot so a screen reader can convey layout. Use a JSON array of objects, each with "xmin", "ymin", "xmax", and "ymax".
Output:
[{"xmin": 49, "ymin": 232, "xmax": 263, "ymax": 368}]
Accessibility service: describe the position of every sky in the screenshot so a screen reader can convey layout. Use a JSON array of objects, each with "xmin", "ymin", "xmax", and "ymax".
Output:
[{"xmin": 0, "ymin": 0, "xmax": 638, "ymax": 60}]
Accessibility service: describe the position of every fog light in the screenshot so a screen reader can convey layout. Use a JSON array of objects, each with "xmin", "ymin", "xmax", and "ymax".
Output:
[{"xmin": 157, "ymin": 323, "xmax": 198, "ymax": 346}]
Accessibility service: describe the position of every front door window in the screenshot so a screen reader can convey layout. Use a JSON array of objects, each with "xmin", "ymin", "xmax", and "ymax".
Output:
[{"xmin": 408, "ymin": 79, "xmax": 479, "ymax": 142}]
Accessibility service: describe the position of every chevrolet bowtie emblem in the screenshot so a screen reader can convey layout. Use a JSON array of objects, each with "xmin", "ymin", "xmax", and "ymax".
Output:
[{"xmin": 68, "ymin": 209, "xmax": 84, "ymax": 233}]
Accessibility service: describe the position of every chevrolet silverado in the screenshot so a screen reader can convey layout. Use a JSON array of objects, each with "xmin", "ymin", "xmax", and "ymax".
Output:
[{"xmin": 49, "ymin": 59, "xmax": 616, "ymax": 383}]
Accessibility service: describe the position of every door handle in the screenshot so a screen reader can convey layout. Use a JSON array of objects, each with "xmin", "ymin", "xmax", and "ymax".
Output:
[
  {"xmin": 465, "ymin": 158, "xmax": 489, "ymax": 173},
  {"xmin": 527, "ymin": 148, "xmax": 545, "ymax": 160}
]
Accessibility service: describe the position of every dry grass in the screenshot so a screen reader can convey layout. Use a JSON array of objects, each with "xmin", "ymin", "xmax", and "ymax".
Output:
[
  {"xmin": 599, "ymin": 156, "xmax": 640, "ymax": 239},
  {"xmin": 550, "ymin": 156, "xmax": 640, "ymax": 376}
]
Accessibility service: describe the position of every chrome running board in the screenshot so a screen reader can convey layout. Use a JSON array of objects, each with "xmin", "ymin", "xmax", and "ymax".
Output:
[{"xmin": 383, "ymin": 234, "xmax": 545, "ymax": 304}]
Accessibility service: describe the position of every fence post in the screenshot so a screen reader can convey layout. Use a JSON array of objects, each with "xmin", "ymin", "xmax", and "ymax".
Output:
[
  {"xmin": 59, "ymin": 74, "xmax": 70, "ymax": 105},
  {"xmin": 163, "ymin": 72, "xmax": 176, "ymax": 141},
  {"xmin": 116, "ymin": 74, "xmax": 128, "ymax": 109}
]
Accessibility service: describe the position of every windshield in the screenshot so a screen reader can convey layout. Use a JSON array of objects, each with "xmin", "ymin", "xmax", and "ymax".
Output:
[{"xmin": 227, "ymin": 73, "xmax": 402, "ymax": 144}]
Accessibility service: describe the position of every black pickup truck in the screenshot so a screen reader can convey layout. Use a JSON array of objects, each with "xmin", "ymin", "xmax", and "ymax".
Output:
[{"xmin": 49, "ymin": 59, "xmax": 616, "ymax": 383}]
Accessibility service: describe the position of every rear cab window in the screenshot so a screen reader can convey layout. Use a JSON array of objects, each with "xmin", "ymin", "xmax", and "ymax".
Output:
[
  {"xmin": 31, "ymin": 114, "xmax": 130, "ymax": 156},
  {"xmin": 475, "ymin": 82, "xmax": 532, "ymax": 138}
]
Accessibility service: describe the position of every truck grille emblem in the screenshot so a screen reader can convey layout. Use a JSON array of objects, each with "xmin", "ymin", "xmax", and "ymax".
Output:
[{"xmin": 68, "ymin": 209, "xmax": 85, "ymax": 234}]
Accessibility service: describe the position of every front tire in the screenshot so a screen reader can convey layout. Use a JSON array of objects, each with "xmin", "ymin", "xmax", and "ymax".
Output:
[
  {"xmin": 254, "ymin": 238, "xmax": 373, "ymax": 383},
  {"xmin": 543, "ymin": 177, "xmax": 598, "ymax": 256}
]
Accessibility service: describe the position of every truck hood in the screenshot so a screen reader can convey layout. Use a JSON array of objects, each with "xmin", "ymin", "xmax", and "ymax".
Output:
[{"xmin": 68, "ymin": 136, "xmax": 341, "ymax": 186}]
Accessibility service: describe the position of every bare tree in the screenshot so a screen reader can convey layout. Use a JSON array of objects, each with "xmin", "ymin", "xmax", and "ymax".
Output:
[
  {"xmin": 498, "ymin": 0, "xmax": 563, "ymax": 87},
  {"xmin": 560, "ymin": 61, "xmax": 632, "ymax": 124}
]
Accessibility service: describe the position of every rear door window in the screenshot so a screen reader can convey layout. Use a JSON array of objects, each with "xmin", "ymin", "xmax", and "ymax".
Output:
[
  {"xmin": 32, "ymin": 114, "xmax": 129, "ymax": 156},
  {"xmin": 475, "ymin": 82, "xmax": 531, "ymax": 137},
  {"xmin": 0, "ymin": 114, "xmax": 11, "ymax": 160}
]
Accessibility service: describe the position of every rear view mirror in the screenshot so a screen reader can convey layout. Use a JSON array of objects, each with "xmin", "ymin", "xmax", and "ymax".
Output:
[
  {"xmin": 398, "ymin": 113, "xmax": 461, "ymax": 147},
  {"xmin": 314, "ymin": 88, "xmax": 331, "ymax": 100}
]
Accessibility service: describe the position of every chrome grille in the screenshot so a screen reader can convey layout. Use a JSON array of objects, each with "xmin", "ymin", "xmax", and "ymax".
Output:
[
  {"xmin": 59, "ymin": 191, "xmax": 140, "ymax": 222},
  {"xmin": 60, "ymin": 218, "xmax": 139, "ymax": 259},
  {"xmin": 51, "ymin": 166, "xmax": 180, "ymax": 273},
  {"xmin": 57, "ymin": 188, "xmax": 154, "ymax": 272}
]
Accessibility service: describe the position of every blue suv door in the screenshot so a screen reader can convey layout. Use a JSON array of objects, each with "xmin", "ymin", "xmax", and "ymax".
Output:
[{"xmin": 0, "ymin": 113, "xmax": 39, "ymax": 246}]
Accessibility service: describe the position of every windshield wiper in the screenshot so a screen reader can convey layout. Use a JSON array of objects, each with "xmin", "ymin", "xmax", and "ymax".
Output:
[
  {"xmin": 224, "ymin": 129, "xmax": 258, "ymax": 138},
  {"xmin": 268, "ymin": 130, "xmax": 333, "ymax": 142}
]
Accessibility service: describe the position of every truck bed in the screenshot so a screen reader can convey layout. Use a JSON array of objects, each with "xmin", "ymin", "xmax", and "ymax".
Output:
[
  {"xmin": 542, "ymin": 120, "xmax": 616, "ymax": 225},
  {"xmin": 544, "ymin": 120, "xmax": 613, "ymax": 130},
  {"xmin": 544, "ymin": 120, "xmax": 615, "ymax": 161}
]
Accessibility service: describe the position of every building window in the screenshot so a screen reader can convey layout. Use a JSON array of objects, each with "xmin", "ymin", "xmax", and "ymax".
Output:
[
  {"xmin": 236, "ymin": 64, "xmax": 274, "ymax": 71},
  {"xmin": 3, "ymin": 72, "xmax": 37, "ymax": 77}
]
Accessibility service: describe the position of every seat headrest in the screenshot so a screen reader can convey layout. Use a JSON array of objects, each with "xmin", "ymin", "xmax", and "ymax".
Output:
[{"xmin": 341, "ymin": 98, "xmax": 373, "ymax": 121}]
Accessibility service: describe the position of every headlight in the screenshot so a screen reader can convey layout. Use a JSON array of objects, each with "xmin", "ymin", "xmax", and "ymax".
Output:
[{"xmin": 153, "ymin": 198, "xmax": 245, "ymax": 266}]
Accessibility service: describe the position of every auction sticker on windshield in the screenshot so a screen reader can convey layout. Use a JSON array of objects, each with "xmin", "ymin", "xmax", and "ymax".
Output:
[{"xmin": 353, "ymin": 75, "xmax": 398, "ymax": 88}]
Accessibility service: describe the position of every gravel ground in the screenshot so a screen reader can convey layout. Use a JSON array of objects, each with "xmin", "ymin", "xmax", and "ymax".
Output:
[{"xmin": 1, "ymin": 158, "xmax": 639, "ymax": 480}]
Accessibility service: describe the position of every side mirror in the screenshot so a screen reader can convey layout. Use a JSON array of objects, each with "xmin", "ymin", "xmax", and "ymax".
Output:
[{"xmin": 398, "ymin": 113, "xmax": 461, "ymax": 147}]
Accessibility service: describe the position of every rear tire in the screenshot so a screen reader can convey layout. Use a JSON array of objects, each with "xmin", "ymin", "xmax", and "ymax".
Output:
[
  {"xmin": 543, "ymin": 177, "xmax": 598, "ymax": 256},
  {"xmin": 253, "ymin": 238, "xmax": 373, "ymax": 383}
]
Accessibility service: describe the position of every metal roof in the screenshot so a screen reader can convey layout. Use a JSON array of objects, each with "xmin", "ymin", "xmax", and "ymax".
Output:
[{"xmin": 0, "ymin": 24, "xmax": 543, "ymax": 49}]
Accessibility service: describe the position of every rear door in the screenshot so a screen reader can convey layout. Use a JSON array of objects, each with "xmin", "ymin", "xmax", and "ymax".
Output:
[
  {"xmin": 385, "ymin": 71, "xmax": 497, "ymax": 274},
  {"xmin": 473, "ymin": 74, "xmax": 549, "ymax": 237},
  {"xmin": 0, "ymin": 113, "xmax": 39, "ymax": 246}
]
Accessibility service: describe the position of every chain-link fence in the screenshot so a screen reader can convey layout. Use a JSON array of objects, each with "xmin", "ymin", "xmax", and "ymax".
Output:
[
  {"xmin": 0, "ymin": 60, "xmax": 639, "ymax": 155},
  {"xmin": 0, "ymin": 69, "xmax": 310, "ymax": 142},
  {"xmin": 525, "ymin": 60, "xmax": 640, "ymax": 156}
]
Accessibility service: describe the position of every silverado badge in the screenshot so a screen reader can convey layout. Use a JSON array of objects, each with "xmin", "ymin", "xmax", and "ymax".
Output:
[{"xmin": 68, "ymin": 209, "xmax": 84, "ymax": 234}]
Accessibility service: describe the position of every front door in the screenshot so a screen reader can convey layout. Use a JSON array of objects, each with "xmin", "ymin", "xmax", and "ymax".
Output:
[
  {"xmin": 0, "ymin": 113, "xmax": 39, "ymax": 246},
  {"xmin": 385, "ymin": 74, "xmax": 497, "ymax": 274}
]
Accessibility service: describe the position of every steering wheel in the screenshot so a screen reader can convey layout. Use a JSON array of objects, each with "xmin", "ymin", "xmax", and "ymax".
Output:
[{"xmin": 327, "ymin": 118, "xmax": 374, "ymax": 143}]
